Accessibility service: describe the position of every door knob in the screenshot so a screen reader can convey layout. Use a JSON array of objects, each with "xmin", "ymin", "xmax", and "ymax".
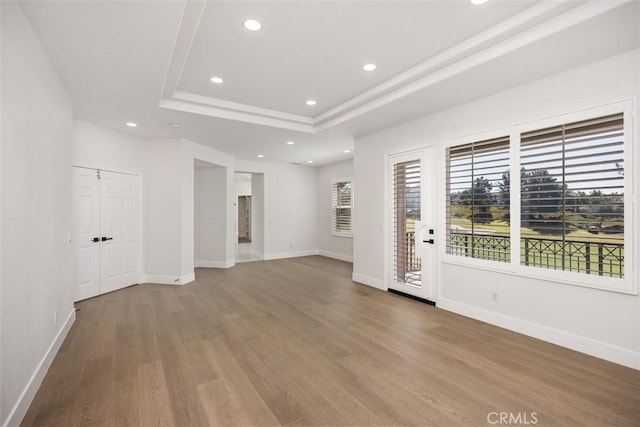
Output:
[
  {"xmin": 101, "ymin": 237, "xmax": 113, "ymax": 241},
  {"xmin": 423, "ymin": 239, "xmax": 434, "ymax": 244},
  {"xmin": 92, "ymin": 237, "xmax": 100, "ymax": 243}
]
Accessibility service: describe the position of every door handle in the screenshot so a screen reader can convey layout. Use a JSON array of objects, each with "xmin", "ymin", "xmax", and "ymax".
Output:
[
  {"xmin": 101, "ymin": 237, "xmax": 113, "ymax": 241},
  {"xmin": 92, "ymin": 237, "xmax": 100, "ymax": 243},
  {"xmin": 423, "ymin": 239, "xmax": 434, "ymax": 244}
]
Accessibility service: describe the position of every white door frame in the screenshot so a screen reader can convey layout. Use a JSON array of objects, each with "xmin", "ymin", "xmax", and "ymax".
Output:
[
  {"xmin": 73, "ymin": 166, "xmax": 143, "ymax": 300},
  {"xmin": 386, "ymin": 147, "xmax": 438, "ymax": 302}
]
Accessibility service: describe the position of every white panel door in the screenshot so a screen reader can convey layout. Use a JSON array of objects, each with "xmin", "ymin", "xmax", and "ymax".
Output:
[
  {"xmin": 73, "ymin": 168, "xmax": 101, "ymax": 301},
  {"xmin": 73, "ymin": 168, "xmax": 140, "ymax": 301}
]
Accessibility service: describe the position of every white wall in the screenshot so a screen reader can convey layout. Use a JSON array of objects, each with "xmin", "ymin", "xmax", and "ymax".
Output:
[
  {"xmin": 1, "ymin": 2, "xmax": 75, "ymax": 425},
  {"xmin": 235, "ymin": 173, "xmax": 252, "ymax": 196},
  {"xmin": 143, "ymin": 138, "xmax": 183, "ymax": 283},
  {"xmin": 195, "ymin": 166, "xmax": 228, "ymax": 267},
  {"xmin": 72, "ymin": 120, "xmax": 147, "ymax": 173},
  {"xmin": 317, "ymin": 160, "xmax": 354, "ymax": 262},
  {"xmin": 353, "ymin": 50, "xmax": 640, "ymax": 369},
  {"xmin": 235, "ymin": 160, "xmax": 318, "ymax": 259}
]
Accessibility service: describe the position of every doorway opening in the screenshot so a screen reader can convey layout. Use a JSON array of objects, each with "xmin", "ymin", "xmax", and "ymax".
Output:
[
  {"xmin": 238, "ymin": 195, "xmax": 252, "ymax": 243},
  {"xmin": 235, "ymin": 171, "xmax": 264, "ymax": 262}
]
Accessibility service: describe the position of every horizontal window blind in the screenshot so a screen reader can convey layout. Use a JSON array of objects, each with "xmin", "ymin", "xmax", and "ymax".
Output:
[
  {"xmin": 332, "ymin": 181, "xmax": 352, "ymax": 235},
  {"xmin": 393, "ymin": 160, "xmax": 421, "ymax": 286},
  {"xmin": 446, "ymin": 136, "xmax": 511, "ymax": 262},
  {"xmin": 520, "ymin": 113, "xmax": 624, "ymax": 277}
]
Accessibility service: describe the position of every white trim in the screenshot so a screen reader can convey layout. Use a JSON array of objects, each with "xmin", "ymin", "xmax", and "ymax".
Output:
[
  {"xmin": 181, "ymin": 272, "xmax": 195, "ymax": 284},
  {"xmin": 352, "ymin": 273, "xmax": 386, "ymax": 291},
  {"xmin": 318, "ymin": 250, "xmax": 353, "ymax": 263},
  {"xmin": 3, "ymin": 309, "xmax": 76, "ymax": 427},
  {"xmin": 195, "ymin": 260, "xmax": 235, "ymax": 268},
  {"xmin": 263, "ymin": 249, "xmax": 319, "ymax": 261},
  {"xmin": 159, "ymin": 98, "xmax": 317, "ymax": 134},
  {"xmin": 143, "ymin": 273, "xmax": 190, "ymax": 285},
  {"xmin": 71, "ymin": 164, "xmax": 141, "ymax": 178},
  {"xmin": 438, "ymin": 298, "xmax": 639, "ymax": 370},
  {"xmin": 159, "ymin": 0, "xmax": 628, "ymax": 133}
]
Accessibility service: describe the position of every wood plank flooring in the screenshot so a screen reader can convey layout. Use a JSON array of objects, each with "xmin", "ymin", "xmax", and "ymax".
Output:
[{"xmin": 22, "ymin": 256, "xmax": 640, "ymax": 426}]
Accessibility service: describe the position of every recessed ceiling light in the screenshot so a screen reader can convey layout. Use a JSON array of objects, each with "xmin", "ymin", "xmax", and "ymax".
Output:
[
  {"xmin": 257, "ymin": 154, "xmax": 264, "ymax": 158},
  {"xmin": 169, "ymin": 122, "xmax": 180, "ymax": 128},
  {"xmin": 470, "ymin": 0, "xmax": 488, "ymax": 5},
  {"xmin": 344, "ymin": 150, "xmax": 351, "ymax": 153},
  {"xmin": 244, "ymin": 19, "xmax": 262, "ymax": 31},
  {"xmin": 210, "ymin": 76, "xmax": 223, "ymax": 84},
  {"xmin": 125, "ymin": 122, "xmax": 137, "ymax": 127},
  {"xmin": 307, "ymin": 160, "xmax": 314, "ymax": 164},
  {"xmin": 363, "ymin": 63, "xmax": 377, "ymax": 71},
  {"xmin": 287, "ymin": 141, "xmax": 295, "ymax": 145},
  {"xmin": 306, "ymin": 100, "xmax": 317, "ymax": 106}
]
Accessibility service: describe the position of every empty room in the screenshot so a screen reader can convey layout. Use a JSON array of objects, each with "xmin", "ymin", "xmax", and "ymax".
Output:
[{"xmin": 1, "ymin": 0, "xmax": 639, "ymax": 426}]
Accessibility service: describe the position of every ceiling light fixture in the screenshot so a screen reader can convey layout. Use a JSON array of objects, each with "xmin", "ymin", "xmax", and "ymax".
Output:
[
  {"xmin": 125, "ymin": 122, "xmax": 137, "ymax": 127},
  {"xmin": 287, "ymin": 141, "xmax": 295, "ymax": 145},
  {"xmin": 306, "ymin": 100, "xmax": 317, "ymax": 106},
  {"xmin": 470, "ymin": 0, "xmax": 488, "ymax": 5},
  {"xmin": 257, "ymin": 154, "xmax": 264, "ymax": 158},
  {"xmin": 210, "ymin": 76, "xmax": 223, "ymax": 84},
  {"xmin": 363, "ymin": 63, "xmax": 377, "ymax": 71},
  {"xmin": 307, "ymin": 160, "xmax": 314, "ymax": 164},
  {"xmin": 244, "ymin": 19, "xmax": 262, "ymax": 31},
  {"xmin": 169, "ymin": 122, "xmax": 180, "ymax": 128},
  {"xmin": 344, "ymin": 150, "xmax": 351, "ymax": 153}
]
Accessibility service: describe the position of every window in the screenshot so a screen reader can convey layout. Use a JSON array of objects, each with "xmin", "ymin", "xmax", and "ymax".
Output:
[
  {"xmin": 520, "ymin": 113, "xmax": 624, "ymax": 278},
  {"xmin": 446, "ymin": 136, "xmax": 511, "ymax": 262},
  {"xmin": 332, "ymin": 179, "xmax": 352, "ymax": 237},
  {"xmin": 444, "ymin": 107, "xmax": 631, "ymax": 291}
]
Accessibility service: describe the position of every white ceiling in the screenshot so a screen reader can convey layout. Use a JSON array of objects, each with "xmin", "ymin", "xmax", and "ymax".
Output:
[{"xmin": 20, "ymin": 0, "xmax": 639, "ymax": 166}]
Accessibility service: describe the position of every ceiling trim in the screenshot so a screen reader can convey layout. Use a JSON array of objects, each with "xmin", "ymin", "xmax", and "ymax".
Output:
[
  {"xmin": 172, "ymin": 91, "xmax": 314, "ymax": 125},
  {"xmin": 159, "ymin": 0, "xmax": 632, "ymax": 133}
]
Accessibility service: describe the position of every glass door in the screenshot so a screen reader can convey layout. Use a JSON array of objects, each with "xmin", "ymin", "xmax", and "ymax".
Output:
[{"xmin": 388, "ymin": 148, "xmax": 436, "ymax": 301}]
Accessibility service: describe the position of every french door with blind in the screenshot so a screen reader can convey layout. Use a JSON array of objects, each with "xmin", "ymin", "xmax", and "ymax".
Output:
[
  {"xmin": 388, "ymin": 148, "xmax": 436, "ymax": 301},
  {"xmin": 73, "ymin": 167, "xmax": 140, "ymax": 301}
]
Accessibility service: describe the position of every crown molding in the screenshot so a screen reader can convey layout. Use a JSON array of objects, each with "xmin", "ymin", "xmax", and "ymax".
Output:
[{"xmin": 159, "ymin": 0, "xmax": 632, "ymax": 133}]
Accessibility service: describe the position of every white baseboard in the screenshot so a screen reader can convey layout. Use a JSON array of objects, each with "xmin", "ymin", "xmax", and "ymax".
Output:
[
  {"xmin": 143, "ymin": 275, "xmax": 184, "ymax": 285},
  {"xmin": 3, "ymin": 308, "xmax": 76, "ymax": 427},
  {"xmin": 195, "ymin": 260, "xmax": 234, "ymax": 268},
  {"xmin": 318, "ymin": 250, "xmax": 353, "ymax": 263},
  {"xmin": 352, "ymin": 273, "xmax": 387, "ymax": 291},
  {"xmin": 263, "ymin": 249, "xmax": 319, "ymax": 261},
  {"xmin": 438, "ymin": 297, "xmax": 640, "ymax": 370},
  {"xmin": 180, "ymin": 272, "xmax": 195, "ymax": 284},
  {"xmin": 142, "ymin": 272, "xmax": 195, "ymax": 285}
]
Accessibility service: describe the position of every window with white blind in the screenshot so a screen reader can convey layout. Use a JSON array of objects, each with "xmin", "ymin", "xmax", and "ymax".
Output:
[
  {"xmin": 332, "ymin": 179, "xmax": 352, "ymax": 237},
  {"xmin": 446, "ymin": 136, "xmax": 511, "ymax": 262},
  {"xmin": 442, "ymin": 106, "xmax": 631, "ymax": 291},
  {"xmin": 520, "ymin": 113, "xmax": 624, "ymax": 278}
]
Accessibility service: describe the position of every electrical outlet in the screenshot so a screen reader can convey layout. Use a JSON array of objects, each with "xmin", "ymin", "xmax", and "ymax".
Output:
[{"xmin": 492, "ymin": 292, "xmax": 499, "ymax": 302}]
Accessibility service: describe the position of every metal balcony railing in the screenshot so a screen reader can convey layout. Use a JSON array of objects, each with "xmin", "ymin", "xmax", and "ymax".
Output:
[{"xmin": 403, "ymin": 231, "xmax": 624, "ymax": 278}]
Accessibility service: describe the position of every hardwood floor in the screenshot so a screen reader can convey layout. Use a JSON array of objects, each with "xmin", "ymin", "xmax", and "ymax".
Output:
[{"xmin": 23, "ymin": 256, "xmax": 640, "ymax": 426}]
